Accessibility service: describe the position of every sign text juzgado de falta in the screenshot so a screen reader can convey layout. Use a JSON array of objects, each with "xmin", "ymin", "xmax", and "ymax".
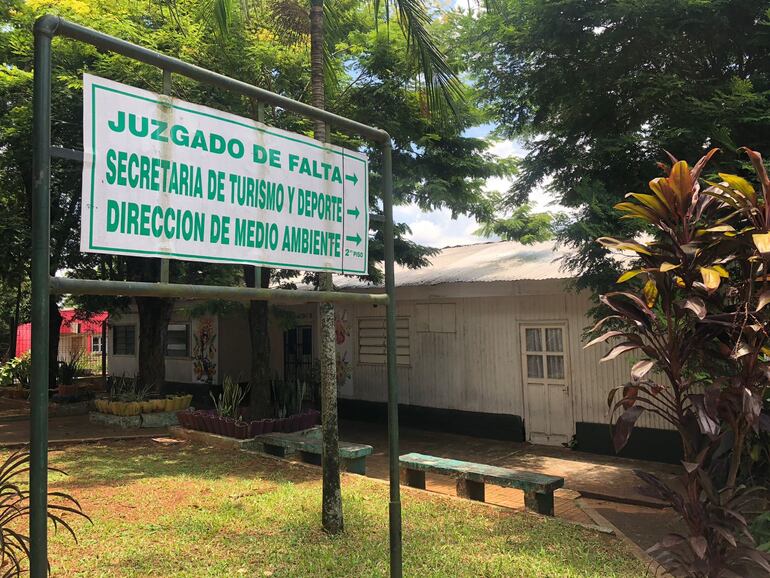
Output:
[{"xmin": 80, "ymin": 74, "xmax": 369, "ymax": 275}]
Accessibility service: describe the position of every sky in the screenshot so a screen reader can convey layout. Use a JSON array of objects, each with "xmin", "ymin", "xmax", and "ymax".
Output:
[{"xmin": 394, "ymin": 124, "xmax": 561, "ymax": 248}]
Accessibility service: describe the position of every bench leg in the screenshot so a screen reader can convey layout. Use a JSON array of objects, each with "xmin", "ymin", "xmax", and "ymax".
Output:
[
  {"xmin": 400, "ymin": 468, "xmax": 426, "ymax": 489},
  {"xmin": 524, "ymin": 491, "xmax": 554, "ymax": 516},
  {"xmin": 456, "ymin": 479, "xmax": 485, "ymax": 502},
  {"xmin": 344, "ymin": 457, "xmax": 367, "ymax": 475},
  {"xmin": 263, "ymin": 444, "xmax": 287, "ymax": 458},
  {"xmin": 299, "ymin": 450, "xmax": 321, "ymax": 466}
]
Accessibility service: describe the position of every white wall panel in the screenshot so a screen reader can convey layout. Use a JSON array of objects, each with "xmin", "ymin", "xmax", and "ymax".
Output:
[{"xmin": 342, "ymin": 280, "xmax": 672, "ymax": 431}]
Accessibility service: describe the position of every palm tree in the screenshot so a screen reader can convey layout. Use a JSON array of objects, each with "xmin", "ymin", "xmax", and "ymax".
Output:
[{"xmin": 208, "ymin": 0, "xmax": 461, "ymax": 535}]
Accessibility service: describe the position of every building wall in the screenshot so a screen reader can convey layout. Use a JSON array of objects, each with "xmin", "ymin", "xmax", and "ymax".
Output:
[
  {"xmin": 218, "ymin": 303, "xmax": 318, "ymax": 384},
  {"xmin": 107, "ymin": 309, "xmax": 203, "ymax": 383},
  {"xmin": 219, "ymin": 312, "xmax": 251, "ymax": 381},
  {"xmin": 339, "ymin": 279, "xmax": 670, "ymax": 433}
]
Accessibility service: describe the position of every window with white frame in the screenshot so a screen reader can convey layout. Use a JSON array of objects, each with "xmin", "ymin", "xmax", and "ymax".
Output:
[
  {"xmin": 357, "ymin": 317, "xmax": 410, "ymax": 365},
  {"xmin": 112, "ymin": 325, "xmax": 136, "ymax": 356},
  {"xmin": 166, "ymin": 323, "xmax": 190, "ymax": 357},
  {"xmin": 91, "ymin": 334, "xmax": 104, "ymax": 354},
  {"xmin": 524, "ymin": 326, "xmax": 566, "ymax": 380}
]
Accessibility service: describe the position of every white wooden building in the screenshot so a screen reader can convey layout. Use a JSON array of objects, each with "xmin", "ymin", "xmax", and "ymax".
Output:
[{"xmin": 106, "ymin": 240, "xmax": 680, "ymax": 461}]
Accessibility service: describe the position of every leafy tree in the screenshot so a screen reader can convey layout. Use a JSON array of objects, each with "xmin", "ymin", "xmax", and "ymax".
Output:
[
  {"xmin": 461, "ymin": 0, "xmax": 770, "ymax": 290},
  {"xmin": 202, "ymin": 0, "xmax": 511, "ymax": 535},
  {"xmin": 475, "ymin": 202, "xmax": 563, "ymax": 244},
  {"xmin": 2, "ymin": 0, "xmax": 509, "ymax": 397}
]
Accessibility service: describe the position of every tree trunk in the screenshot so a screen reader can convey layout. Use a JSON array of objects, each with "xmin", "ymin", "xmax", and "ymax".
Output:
[
  {"xmin": 48, "ymin": 299, "xmax": 61, "ymax": 389},
  {"xmin": 135, "ymin": 297, "xmax": 174, "ymax": 390},
  {"xmin": 310, "ymin": 0, "xmax": 344, "ymax": 535},
  {"xmin": 245, "ymin": 266, "xmax": 272, "ymax": 418}
]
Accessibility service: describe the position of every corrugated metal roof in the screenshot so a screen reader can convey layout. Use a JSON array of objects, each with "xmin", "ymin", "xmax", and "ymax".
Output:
[{"xmin": 333, "ymin": 240, "xmax": 572, "ymax": 289}]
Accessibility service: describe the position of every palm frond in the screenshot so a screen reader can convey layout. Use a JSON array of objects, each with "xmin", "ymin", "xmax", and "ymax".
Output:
[{"xmin": 374, "ymin": 0, "xmax": 464, "ymax": 117}]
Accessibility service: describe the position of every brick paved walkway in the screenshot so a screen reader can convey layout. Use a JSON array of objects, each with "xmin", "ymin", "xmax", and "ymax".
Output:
[
  {"xmin": 340, "ymin": 419, "xmax": 679, "ymax": 529},
  {"xmin": 0, "ymin": 414, "xmax": 166, "ymax": 447}
]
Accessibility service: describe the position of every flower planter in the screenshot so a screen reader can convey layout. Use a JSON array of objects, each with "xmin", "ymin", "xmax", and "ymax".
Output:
[
  {"xmin": 225, "ymin": 418, "xmax": 237, "ymax": 438},
  {"xmin": 288, "ymin": 414, "xmax": 300, "ymax": 432},
  {"xmin": 58, "ymin": 384, "xmax": 78, "ymax": 397},
  {"xmin": 202, "ymin": 414, "xmax": 215, "ymax": 433},
  {"xmin": 248, "ymin": 420, "xmax": 264, "ymax": 437},
  {"xmin": 301, "ymin": 412, "xmax": 315, "ymax": 430},
  {"xmin": 181, "ymin": 410, "xmax": 197, "ymax": 428},
  {"xmin": 262, "ymin": 419, "xmax": 274, "ymax": 434},
  {"xmin": 192, "ymin": 411, "xmax": 206, "ymax": 431},
  {"xmin": 234, "ymin": 421, "xmax": 249, "ymax": 440}
]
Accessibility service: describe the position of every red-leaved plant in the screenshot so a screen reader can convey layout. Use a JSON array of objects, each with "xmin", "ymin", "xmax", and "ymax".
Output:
[{"xmin": 589, "ymin": 148, "xmax": 770, "ymax": 576}]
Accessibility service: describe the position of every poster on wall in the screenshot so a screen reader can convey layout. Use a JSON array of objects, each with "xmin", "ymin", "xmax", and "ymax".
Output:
[
  {"xmin": 192, "ymin": 316, "xmax": 218, "ymax": 384},
  {"xmin": 335, "ymin": 310, "xmax": 353, "ymax": 397}
]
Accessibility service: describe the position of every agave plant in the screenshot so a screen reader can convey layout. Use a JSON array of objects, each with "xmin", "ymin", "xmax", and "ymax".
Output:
[
  {"xmin": 211, "ymin": 376, "xmax": 249, "ymax": 419},
  {"xmin": 57, "ymin": 349, "xmax": 85, "ymax": 386},
  {"xmin": 0, "ymin": 451, "xmax": 90, "ymax": 577},
  {"xmin": 588, "ymin": 148, "xmax": 770, "ymax": 576}
]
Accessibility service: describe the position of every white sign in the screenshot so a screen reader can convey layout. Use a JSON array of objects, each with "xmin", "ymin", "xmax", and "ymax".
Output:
[{"xmin": 80, "ymin": 74, "xmax": 368, "ymax": 275}]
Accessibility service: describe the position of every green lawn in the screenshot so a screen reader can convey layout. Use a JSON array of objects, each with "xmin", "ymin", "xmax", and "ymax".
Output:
[{"xmin": 37, "ymin": 440, "xmax": 642, "ymax": 577}]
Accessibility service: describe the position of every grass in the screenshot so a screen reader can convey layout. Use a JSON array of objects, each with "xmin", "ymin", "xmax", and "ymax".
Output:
[{"xmin": 30, "ymin": 439, "xmax": 644, "ymax": 577}]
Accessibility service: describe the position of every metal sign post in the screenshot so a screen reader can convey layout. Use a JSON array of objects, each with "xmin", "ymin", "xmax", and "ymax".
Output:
[{"xmin": 31, "ymin": 14, "xmax": 401, "ymax": 578}]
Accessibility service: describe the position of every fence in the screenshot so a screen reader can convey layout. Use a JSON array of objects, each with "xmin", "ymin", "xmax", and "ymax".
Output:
[{"xmin": 13, "ymin": 319, "xmax": 107, "ymax": 376}]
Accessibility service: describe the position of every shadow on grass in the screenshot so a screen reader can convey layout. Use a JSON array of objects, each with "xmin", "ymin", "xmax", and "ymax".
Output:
[
  {"xmin": 42, "ymin": 440, "xmax": 641, "ymax": 577},
  {"xmin": 45, "ymin": 439, "xmax": 318, "ymax": 490}
]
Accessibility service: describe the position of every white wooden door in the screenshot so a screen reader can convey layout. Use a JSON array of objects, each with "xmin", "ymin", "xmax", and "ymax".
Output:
[{"xmin": 520, "ymin": 324, "xmax": 573, "ymax": 445}]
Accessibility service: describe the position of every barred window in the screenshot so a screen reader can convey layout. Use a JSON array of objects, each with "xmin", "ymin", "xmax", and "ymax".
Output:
[
  {"xmin": 166, "ymin": 324, "xmax": 190, "ymax": 357},
  {"xmin": 357, "ymin": 317, "xmax": 410, "ymax": 366},
  {"xmin": 112, "ymin": 325, "xmax": 135, "ymax": 356}
]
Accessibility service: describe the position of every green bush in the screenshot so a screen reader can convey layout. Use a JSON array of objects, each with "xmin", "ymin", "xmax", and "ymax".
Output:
[{"xmin": 0, "ymin": 352, "xmax": 31, "ymax": 388}]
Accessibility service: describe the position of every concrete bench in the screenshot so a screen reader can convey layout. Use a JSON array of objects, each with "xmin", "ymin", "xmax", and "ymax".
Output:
[
  {"xmin": 399, "ymin": 452, "xmax": 564, "ymax": 516},
  {"xmin": 256, "ymin": 432, "xmax": 373, "ymax": 475}
]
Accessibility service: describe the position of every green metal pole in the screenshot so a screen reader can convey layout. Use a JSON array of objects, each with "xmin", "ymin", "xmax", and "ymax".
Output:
[
  {"xmin": 159, "ymin": 70, "xmax": 171, "ymax": 283},
  {"xmin": 31, "ymin": 19, "xmax": 54, "ymax": 578},
  {"xmin": 383, "ymin": 142, "xmax": 402, "ymax": 577},
  {"xmin": 252, "ymin": 101, "xmax": 265, "ymax": 288}
]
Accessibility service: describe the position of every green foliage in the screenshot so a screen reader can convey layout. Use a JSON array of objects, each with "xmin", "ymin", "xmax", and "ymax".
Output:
[
  {"xmin": 106, "ymin": 374, "xmax": 153, "ymax": 403},
  {"xmin": 211, "ymin": 375, "xmax": 248, "ymax": 418},
  {"xmin": 0, "ymin": 450, "xmax": 90, "ymax": 577},
  {"xmin": 57, "ymin": 349, "xmax": 85, "ymax": 386},
  {"xmin": 271, "ymin": 377, "xmax": 306, "ymax": 418},
  {"xmin": 588, "ymin": 149, "xmax": 770, "ymax": 576},
  {"xmin": 0, "ymin": 352, "xmax": 31, "ymax": 388},
  {"xmin": 475, "ymin": 202, "xmax": 563, "ymax": 244},
  {"xmin": 462, "ymin": 0, "xmax": 770, "ymax": 292},
  {"xmin": 751, "ymin": 512, "xmax": 770, "ymax": 553}
]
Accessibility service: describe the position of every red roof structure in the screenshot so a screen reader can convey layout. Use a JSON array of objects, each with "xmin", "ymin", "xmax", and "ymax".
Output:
[{"xmin": 15, "ymin": 309, "xmax": 108, "ymax": 356}]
